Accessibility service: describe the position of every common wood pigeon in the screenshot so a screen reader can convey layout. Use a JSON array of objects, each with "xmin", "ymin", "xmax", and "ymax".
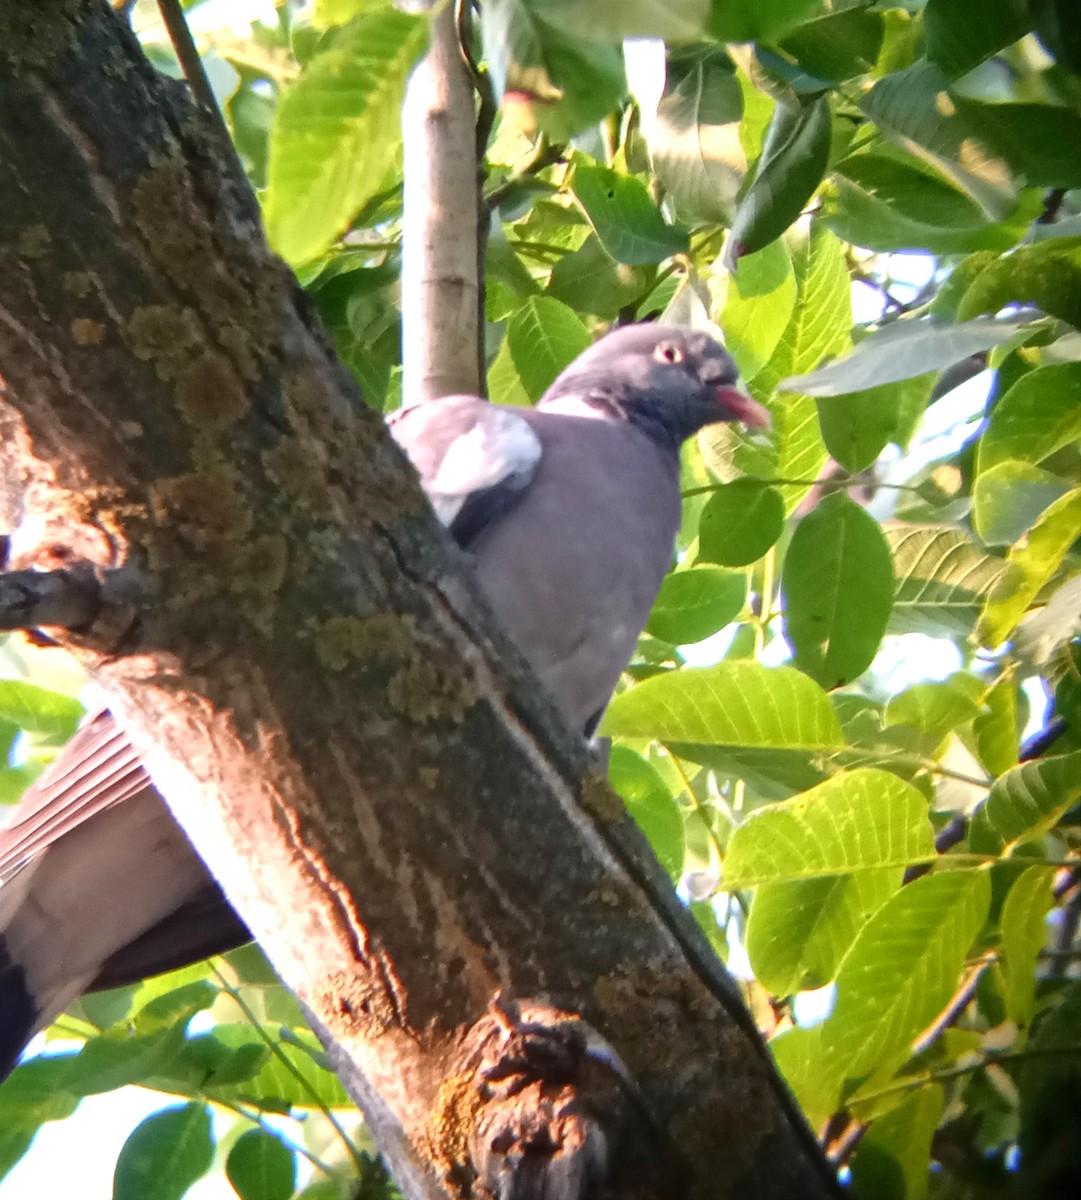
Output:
[{"xmin": 0, "ymin": 323, "xmax": 766, "ymax": 1079}]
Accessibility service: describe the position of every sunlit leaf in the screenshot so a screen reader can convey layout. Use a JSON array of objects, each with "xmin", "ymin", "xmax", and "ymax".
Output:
[
  {"xmin": 972, "ymin": 460, "xmax": 1071, "ymax": 546},
  {"xmin": 726, "ymin": 769, "xmax": 934, "ymax": 889},
  {"xmin": 974, "ymin": 751, "xmax": 1081, "ymax": 852},
  {"xmin": 886, "ymin": 525, "xmax": 1009, "ymax": 637},
  {"xmin": 978, "ymin": 488, "xmax": 1081, "ymax": 647},
  {"xmin": 820, "ymin": 871, "xmax": 991, "ymax": 1080},
  {"xmin": 850, "ymin": 1085, "xmax": 944, "ymax": 1200},
  {"xmin": 607, "ymin": 746, "xmax": 684, "ymax": 881},
  {"xmin": 264, "ymin": 9, "xmax": 428, "ymax": 264},
  {"xmin": 976, "ymin": 363, "xmax": 1081, "ymax": 476},
  {"xmin": 1000, "ymin": 866, "xmax": 1056, "ymax": 1027},
  {"xmin": 718, "ymin": 238, "xmax": 796, "ymax": 381},
  {"xmin": 603, "ymin": 661, "xmax": 844, "ymax": 749},
  {"xmin": 746, "ymin": 869, "xmax": 900, "ymax": 996}
]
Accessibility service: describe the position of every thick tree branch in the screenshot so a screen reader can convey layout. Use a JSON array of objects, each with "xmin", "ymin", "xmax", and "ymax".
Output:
[{"xmin": 0, "ymin": 5, "xmax": 839, "ymax": 1198}]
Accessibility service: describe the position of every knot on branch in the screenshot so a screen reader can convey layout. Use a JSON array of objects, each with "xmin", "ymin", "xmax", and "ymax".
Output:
[
  {"xmin": 431, "ymin": 999, "xmax": 637, "ymax": 1200},
  {"xmin": 0, "ymin": 564, "xmax": 138, "ymax": 649}
]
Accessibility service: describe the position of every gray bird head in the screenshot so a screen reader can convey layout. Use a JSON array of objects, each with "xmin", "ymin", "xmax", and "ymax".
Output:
[{"xmin": 538, "ymin": 323, "xmax": 769, "ymax": 451}]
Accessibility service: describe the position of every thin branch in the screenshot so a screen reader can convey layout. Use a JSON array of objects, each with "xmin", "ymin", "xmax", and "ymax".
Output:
[
  {"xmin": 214, "ymin": 1096, "xmax": 339, "ymax": 1178},
  {"xmin": 155, "ymin": 0, "xmax": 249, "ymax": 191},
  {"xmin": 911, "ymin": 954, "xmax": 994, "ymax": 1060},
  {"xmin": 209, "ymin": 962, "xmax": 366, "ymax": 1174},
  {"xmin": 156, "ymin": 0, "xmax": 221, "ymax": 116}
]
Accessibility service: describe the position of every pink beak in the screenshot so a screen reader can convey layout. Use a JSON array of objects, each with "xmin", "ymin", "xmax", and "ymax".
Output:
[{"xmin": 716, "ymin": 385, "xmax": 771, "ymax": 430}]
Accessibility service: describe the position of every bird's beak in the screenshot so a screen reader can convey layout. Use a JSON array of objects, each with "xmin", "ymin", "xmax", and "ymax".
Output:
[{"xmin": 715, "ymin": 385, "xmax": 771, "ymax": 430}]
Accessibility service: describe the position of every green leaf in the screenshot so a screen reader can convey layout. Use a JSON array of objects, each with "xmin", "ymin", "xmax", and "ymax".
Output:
[
  {"xmin": 718, "ymin": 238, "xmax": 796, "ymax": 381},
  {"xmin": 727, "ymin": 94, "xmax": 831, "ymax": 262},
  {"xmin": 973, "ymin": 460, "xmax": 1072, "ymax": 546},
  {"xmin": 973, "ymin": 674, "xmax": 1018, "ymax": 779},
  {"xmin": 603, "ymin": 661, "xmax": 844, "ymax": 749},
  {"xmin": 545, "ymin": 236, "xmax": 650, "ymax": 319},
  {"xmin": 820, "ymin": 871, "xmax": 991, "ymax": 1080},
  {"xmin": 1029, "ymin": 0, "xmax": 1081, "ymax": 73},
  {"xmin": 975, "ymin": 751, "xmax": 1081, "ymax": 853},
  {"xmin": 860, "ymin": 62, "xmax": 1017, "ymax": 220},
  {"xmin": 726, "ymin": 769, "xmax": 935, "ymax": 889},
  {"xmin": 226, "ymin": 1128, "xmax": 297, "ymax": 1200},
  {"xmin": 0, "ymin": 1054, "xmax": 80, "ymax": 1132},
  {"xmin": 1000, "ymin": 866, "xmax": 1056, "ymax": 1027},
  {"xmin": 770, "ymin": 1024, "xmax": 845, "ymax": 1129},
  {"xmin": 782, "ymin": 493, "xmax": 894, "ymax": 689},
  {"xmin": 884, "ymin": 676, "xmax": 984, "ymax": 747},
  {"xmin": 649, "ymin": 46, "xmax": 747, "ymax": 225},
  {"xmin": 607, "ymin": 746, "xmax": 684, "ymax": 881},
  {"xmin": 646, "ymin": 567, "xmax": 745, "ymax": 645},
  {"xmin": 978, "ymin": 488, "xmax": 1081, "ymax": 647},
  {"xmin": 706, "ymin": 0, "xmax": 825, "ymax": 43},
  {"xmin": 746, "ymin": 868, "xmax": 901, "ymax": 996},
  {"xmin": 886, "ymin": 524, "xmax": 1009, "ymax": 638},
  {"xmin": 957, "ymin": 238, "xmax": 1081, "ymax": 331},
  {"xmin": 697, "ymin": 480, "xmax": 785, "ymax": 567},
  {"xmin": 113, "ymin": 1103, "xmax": 215, "ymax": 1200},
  {"xmin": 778, "ymin": 6, "xmax": 885, "ymax": 81},
  {"xmin": 496, "ymin": 296, "xmax": 592, "ymax": 403},
  {"xmin": 64, "ymin": 1022, "xmax": 192, "ymax": 1097},
  {"xmin": 923, "ymin": 0, "xmax": 1030, "ymax": 80},
  {"xmin": 525, "ymin": 0, "xmax": 711, "ymax": 42},
  {"xmin": 0, "ymin": 680, "xmax": 83, "ymax": 743},
  {"xmin": 977, "ymin": 363, "xmax": 1081, "ymax": 476},
  {"xmin": 817, "ymin": 375, "xmax": 934, "ymax": 475},
  {"xmin": 483, "ymin": 1, "xmax": 627, "ymax": 139},
  {"xmin": 782, "ymin": 314, "xmax": 1036, "ymax": 397},
  {"xmin": 571, "ymin": 162, "xmax": 688, "ymax": 265},
  {"xmin": 850, "ymin": 1086, "xmax": 944, "ymax": 1200},
  {"xmin": 951, "ymin": 99, "xmax": 1081, "ymax": 190},
  {"xmin": 264, "ymin": 9, "xmax": 428, "ymax": 264},
  {"xmin": 821, "ymin": 167, "xmax": 1035, "ymax": 256},
  {"xmin": 702, "ymin": 224, "xmax": 849, "ymax": 514}
]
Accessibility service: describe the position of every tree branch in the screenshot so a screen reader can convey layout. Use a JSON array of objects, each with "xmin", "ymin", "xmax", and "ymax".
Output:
[
  {"xmin": 401, "ymin": 0, "xmax": 483, "ymax": 404},
  {"xmin": 0, "ymin": 5, "xmax": 839, "ymax": 1198}
]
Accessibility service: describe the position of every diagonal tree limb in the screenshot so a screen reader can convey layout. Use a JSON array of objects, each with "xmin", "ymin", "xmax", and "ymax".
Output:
[{"xmin": 0, "ymin": 5, "xmax": 841, "ymax": 1198}]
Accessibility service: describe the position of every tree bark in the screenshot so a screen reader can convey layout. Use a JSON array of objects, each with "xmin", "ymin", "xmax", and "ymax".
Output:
[
  {"xmin": 0, "ymin": 5, "xmax": 840, "ymax": 1198},
  {"xmin": 401, "ymin": 0, "xmax": 482, "ymax": 405}
]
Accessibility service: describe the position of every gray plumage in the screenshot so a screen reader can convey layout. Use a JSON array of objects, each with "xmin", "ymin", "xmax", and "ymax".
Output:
[{"xmin": 0, "ymin": 323, "xmax": 765, "ymax": 1079}]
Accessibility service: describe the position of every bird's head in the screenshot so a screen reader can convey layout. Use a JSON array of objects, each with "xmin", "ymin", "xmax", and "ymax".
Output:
[{"xmin": 537, "ymin": 323, "xmax": 769, "ymax": 450}]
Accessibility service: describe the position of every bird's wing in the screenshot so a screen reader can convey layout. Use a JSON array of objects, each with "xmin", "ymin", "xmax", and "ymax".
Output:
[
  {"xmin": 0, "ymin": 710, "xmax": 147, "ymax": 879},
  {"xmin": 388, "ymin": 395, "xmax": 543, "ymax": 548}
]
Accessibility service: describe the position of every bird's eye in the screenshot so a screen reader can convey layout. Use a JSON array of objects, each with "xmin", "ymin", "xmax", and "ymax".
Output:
[{"xmin": 655, "ymin": 343, "xmax": 683, "ymax": 364}]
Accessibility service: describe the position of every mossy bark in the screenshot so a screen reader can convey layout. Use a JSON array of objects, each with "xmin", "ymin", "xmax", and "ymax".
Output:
[{"xmin": 0, "ymin": 5, "xmax": 840, "ymax": 1198}]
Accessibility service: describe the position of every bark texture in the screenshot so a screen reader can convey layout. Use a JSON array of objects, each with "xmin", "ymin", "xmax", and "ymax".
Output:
[
  {"xmin": 401, "ymin": 0, "xmax": 482, "ymax": 405},
  {"xmin": 0, "ymin": 5, "xmax": 840, "ymax": 1198}
]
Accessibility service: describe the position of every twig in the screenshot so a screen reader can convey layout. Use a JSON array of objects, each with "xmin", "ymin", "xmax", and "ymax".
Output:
[
  {"xmin": 910, "ymin": 954, "xmax": 994, "ymax": 1060},
  {"xmin": 155, "ymin": 0, "xmax": 249, "ymax": 192},
  {"xmin": 156, "ymin": 0, "xmax": 220, "ymax": 116},
  {"xmin": 209, "ymin": 962, "xmax": 365, "ymax": 1174}
]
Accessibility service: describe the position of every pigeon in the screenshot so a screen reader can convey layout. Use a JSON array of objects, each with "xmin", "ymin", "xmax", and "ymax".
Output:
[{"xmin": 0, "ymin": 323, "xmax": 766, "ymax": 1079}]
